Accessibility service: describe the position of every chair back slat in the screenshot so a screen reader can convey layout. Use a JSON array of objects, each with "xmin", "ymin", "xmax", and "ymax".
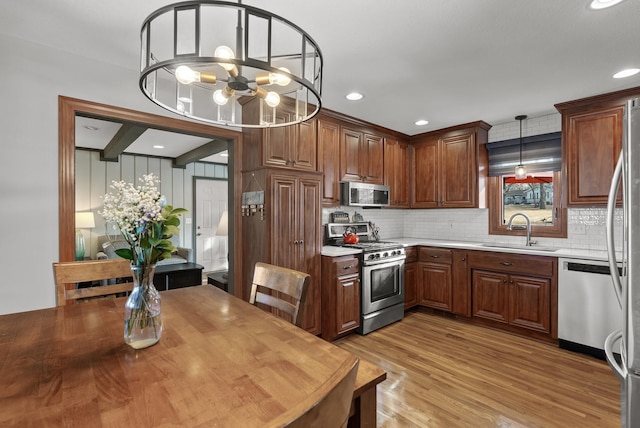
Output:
[
  {"xmin": 249, "ymin": 262, "xmax": 310, "ymax": 327},
  {"xmin": 269, "ymin": 355, "xmax": 359, "ymax": 428},
  {"xmin": 53, "ymin": 259, "xmax": 133, "ymax": 306}
]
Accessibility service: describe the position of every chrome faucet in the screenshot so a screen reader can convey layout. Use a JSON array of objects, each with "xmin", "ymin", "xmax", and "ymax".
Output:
[{"xmin": 506, "ymin": 213, "xmax": 535, "ymax": 246}]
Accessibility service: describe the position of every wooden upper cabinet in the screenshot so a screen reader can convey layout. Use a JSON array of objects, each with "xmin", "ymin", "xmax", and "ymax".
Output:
[
  {"xmin": 556, "ymin": 86, "xmax": 640, "ymax": 206},
  {"xmin": 339, "ymin": 126, "xmax": 384, "ymax": 184},
  {"xmin": 412, "ymin": 138, "xmax": 440, "ymax": 208},
  {"xmin": 318, "ymin": 117, "xmax": 341, "ymax": 206},
  {"xmin": 384, "ymin": 138, "xmax": 410, "ymax": 207},
  {"xmin": 564, "ymin": 106, "xmax": 623, "ymax": 206},
  {"xmin": 410, "ymin": 122, "xmax": 490, "ymax": 209},
  {"xmin": 241, "ymin": 98, "xmax": 317, "ymax": 172}
]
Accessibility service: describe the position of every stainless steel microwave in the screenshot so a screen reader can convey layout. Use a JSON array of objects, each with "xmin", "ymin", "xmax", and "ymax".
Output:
[{"xmin": 340, "ymin": 182, "xmax": 390, "ymax": 207}]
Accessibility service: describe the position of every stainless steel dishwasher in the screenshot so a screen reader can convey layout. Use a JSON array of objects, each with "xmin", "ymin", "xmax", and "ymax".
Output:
[{"xmin": 558, "ymin": 257, "xmax": 622, "ymax": 359}]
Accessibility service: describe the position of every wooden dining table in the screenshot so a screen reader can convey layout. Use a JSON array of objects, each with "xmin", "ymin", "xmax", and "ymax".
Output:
[{"xmin": 0, "ymin": 285, "xmax": 385, "ymax": 427}]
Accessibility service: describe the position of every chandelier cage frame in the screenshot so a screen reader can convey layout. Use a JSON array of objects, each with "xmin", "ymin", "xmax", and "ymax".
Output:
[{"xmin": 139, "ymin": 1, "xmax": 323, "ymax": 128}]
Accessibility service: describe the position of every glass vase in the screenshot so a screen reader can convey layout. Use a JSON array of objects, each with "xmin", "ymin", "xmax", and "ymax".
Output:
[{"xmin": 124, "ymin": 264, "xmax": 163, "ymax": 349}]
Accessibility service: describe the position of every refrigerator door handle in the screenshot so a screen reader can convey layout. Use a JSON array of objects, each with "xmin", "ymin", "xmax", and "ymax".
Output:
[
  {"xmin": 605, "ymin": 329, "xmax": 626, "ymax": 382},
  {"xmin": 606, "ymin": 151, "xmax": 624, "ymax": 308}
]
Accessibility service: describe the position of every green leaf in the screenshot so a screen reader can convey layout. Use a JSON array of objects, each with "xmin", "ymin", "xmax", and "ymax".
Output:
[{"xmin": 115, "ymin": 248, "xmax": 133, "ymax": 260}]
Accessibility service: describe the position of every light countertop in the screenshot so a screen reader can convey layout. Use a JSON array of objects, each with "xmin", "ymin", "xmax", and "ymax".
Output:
[{"xmin": 323, "ymin": 238, "xmax": 615, "ymax": 262}]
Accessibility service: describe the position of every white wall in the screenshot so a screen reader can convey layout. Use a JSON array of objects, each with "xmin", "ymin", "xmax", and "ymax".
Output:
[{"xmin": 0, "ymin": 33, "xmax": 210, "ymax": 315}]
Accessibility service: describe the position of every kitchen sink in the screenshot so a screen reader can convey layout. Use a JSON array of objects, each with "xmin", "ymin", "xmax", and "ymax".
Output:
[{"xmin": 479, "ymin": 243, "xmax": 559, "ymax": 252}]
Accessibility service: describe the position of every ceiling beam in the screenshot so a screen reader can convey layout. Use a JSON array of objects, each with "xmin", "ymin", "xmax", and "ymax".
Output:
[
  {"xmin": 174, "ymin": 139, "xmax": 228, "ymax": 169},
  {"xmin": 100, "ymin": 123, "xmax": 148, "ymax": 162}
]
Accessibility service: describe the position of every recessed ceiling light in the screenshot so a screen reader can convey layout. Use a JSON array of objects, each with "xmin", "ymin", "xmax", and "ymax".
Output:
[
  {"xmin": 346, "ymin": 92, "xmax": 364, "ymax": 101},
  {"xmin": 589, "ymin": 0, "xmax": 625, "ymax": 9},
  {"xmin": 415, "ymin": 119, "xmax": 429, "ymax": 126},
  {"xmin": 153, "ymin": 145, "xmax": 164, "ymax": 149},
  {"xmin": 613, "ymin": 68, "xmax": 640, "ymax": 79}
]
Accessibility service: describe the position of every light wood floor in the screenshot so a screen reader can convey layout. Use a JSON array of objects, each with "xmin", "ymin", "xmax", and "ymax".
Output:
[{"xmin": 335, "ymin": 310, "xmax": 620, "ymax": 428}]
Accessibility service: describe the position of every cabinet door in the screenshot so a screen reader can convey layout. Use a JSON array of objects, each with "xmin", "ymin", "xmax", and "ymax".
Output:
[
  {"xmin": 418, "ymin": 262, "xmax": 452, "ymax": 311},
  {"xmin": 271, "ymin": 175, "xmax": 297, "ymax": 269},
  {"xmin": 472, "ymin": 270, "xmax": 509, "ymax": 324},
  {"xmin": 384, "ymin": 138, "xmax": 410, "ymax": 207},
  {"xmin": 451, "ymin": 250, "xmax": 470, "ymax": 316},
  {"xmin": 263, "ymin": 110, "xmax": 295, "ymax": 168},
  {"xmin": 566, "ymin": 106, "xmax": 623, "ymax": 206},
  {"xmin": 292, "ymin": 119, "xmax": 317, "ymax": 171},
  {"xmin": 509, "ymin": 275, "xmax": 550, "ymax": 333},
  {"xmin": 318, "ymin": 118, "xmax": 341, "ymax": 205},
  {"xmin": 363, "ymin": 133, "xmax": 384, "ymax": 184},
  {"xmin": 297, "ymin": 177, "xmax": 322, "ymax": 335},
  {"xmin": 335, "ymin": 273, "xmax": 361, "ymax": 335},
  {"xmin": 441, "ymin": 132, "xmax": 476, "ymax": 207},
  {"xmin": 340, "ymin": 126, "xmax": 363, "ymax": 182},
  {"xmin": 404, "ymin": 262, "xmax": 418, "ymax": 309},
  {"xmin": 412, "ymin": 139, "xmax": 439, "ymax": 208}
]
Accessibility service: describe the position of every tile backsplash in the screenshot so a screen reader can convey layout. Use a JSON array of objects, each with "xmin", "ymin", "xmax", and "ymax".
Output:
[{"xmin": 323, "ymin": 206, "xmax": 622, "ymax": 252}]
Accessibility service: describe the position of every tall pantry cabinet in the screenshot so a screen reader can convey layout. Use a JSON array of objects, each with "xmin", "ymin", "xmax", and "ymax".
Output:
[{"xmin": 241, "ymin": 102, "xmax": 323, "ymax": 335}]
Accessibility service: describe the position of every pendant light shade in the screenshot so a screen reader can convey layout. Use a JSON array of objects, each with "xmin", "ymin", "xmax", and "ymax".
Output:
[
  {"xmin": 139, "ymin": 1, "xmax": 323, "ymax": 128},
  {"xmin": 515, "ymin": 115, "xmax": 527, "ymax": 179}
]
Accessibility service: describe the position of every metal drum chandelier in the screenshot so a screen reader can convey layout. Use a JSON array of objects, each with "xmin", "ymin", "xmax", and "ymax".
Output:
[{"xmin": 139, "ymin": 1, "xmax": 323, "ymax": 128}]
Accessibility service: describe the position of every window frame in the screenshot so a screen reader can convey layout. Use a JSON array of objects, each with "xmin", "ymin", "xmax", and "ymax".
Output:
[{"xmin": 488, "ymin": 171, "xmax": 567, "ymax": 239}]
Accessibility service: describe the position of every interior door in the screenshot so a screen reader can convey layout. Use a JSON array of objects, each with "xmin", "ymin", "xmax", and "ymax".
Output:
[{"xmin": 195, "ymin": 178, "xmax": 228, "ymax": 272}]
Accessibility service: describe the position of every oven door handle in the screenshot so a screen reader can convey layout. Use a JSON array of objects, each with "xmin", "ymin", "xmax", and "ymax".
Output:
[{"xmin": 362, "ymin": 255, "xmax": 406, "ymax": 266}]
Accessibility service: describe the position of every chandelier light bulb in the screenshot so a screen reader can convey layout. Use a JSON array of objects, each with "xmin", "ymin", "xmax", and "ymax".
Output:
[
  {"xmin": 175, "ymin": 65, "xmax": 198, "ymax": 84},
  {"xmin": 215, "ymin": 45, "xmax": 236, "ymax": 72},
  {"xmin": 265, "ymin": 91, "xmax": 281, "ymax": 107},
  {"xmin": 213, "ymin": 87, "xmax": 234, "ymax": 105},
  {"xmin": 271, "ymin": 67, "xmax": 291, "ymax": 86},
  {"xmin": 515, "ymin": 165, "xmax": 527, "ymax": 180}
]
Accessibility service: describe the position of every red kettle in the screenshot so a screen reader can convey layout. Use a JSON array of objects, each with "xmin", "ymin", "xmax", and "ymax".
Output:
[{"xmin": 343, "ymin": 232, "xmax": 359, "ymax": 244}]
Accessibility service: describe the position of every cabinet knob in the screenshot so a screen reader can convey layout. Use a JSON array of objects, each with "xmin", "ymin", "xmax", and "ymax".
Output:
[
  {"xmin": 344, "ymin": 265, "xmax": 353, "ymax": 270},
  {"xmin": 431, "ymin": 255, "xmax": 440, "ymax": 258},
  {"xmin": 299, "ymin": 240, "xmax": 304, "ymax": 245},
  {"xmin": 503, "ymin": 279, "xmax": 507, "ymax": 283},
  {"xmin": 461, "ymin": 257, "xmax": 466, "ymax": 261},
  {"xmin": 294, "ymin": 240, "xmax": 299, "ymax": 244},
  {"xmin": 500, "ymin": 262, "xmax": 513, "ymax": 266}
]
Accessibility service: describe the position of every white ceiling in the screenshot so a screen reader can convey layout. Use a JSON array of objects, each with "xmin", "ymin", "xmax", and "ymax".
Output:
[{"xmin": 3, "ymin": 0, "xmax": 639, "ymax": 157}]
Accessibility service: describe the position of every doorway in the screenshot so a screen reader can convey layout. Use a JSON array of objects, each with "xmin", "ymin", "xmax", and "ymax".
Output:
[{"xmin": 195, "ymin": 177, "xmax": 229, "ymax": 273}]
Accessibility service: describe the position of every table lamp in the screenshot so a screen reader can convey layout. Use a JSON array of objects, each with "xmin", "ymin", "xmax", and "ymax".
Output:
[{"xmin": 75, "ymin": 212, "xmax": 95, "ymax": 261}]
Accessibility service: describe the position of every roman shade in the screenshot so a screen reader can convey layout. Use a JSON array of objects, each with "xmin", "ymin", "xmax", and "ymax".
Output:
[{"xmin": 486, "ymin": 132, "xmax": 562, "ymax": 176}]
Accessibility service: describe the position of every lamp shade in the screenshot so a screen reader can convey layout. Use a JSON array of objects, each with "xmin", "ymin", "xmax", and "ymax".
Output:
[
  {"xmin": 216, "ymin": 211, "xmax": 228, "ymax": 236},
  {"xmin": 75, "ymin": 212, "xmax": 96, "ymax": 229}
]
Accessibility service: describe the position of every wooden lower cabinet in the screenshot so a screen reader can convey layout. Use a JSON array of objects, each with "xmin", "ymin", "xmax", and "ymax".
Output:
[
  {"xmin": 417, "ymin": 247, "xmax": 453, "ymax": 312},
  {"xmin": 321, "ymin": 255, "xmax": 360, "ymax": 341},
  {"xmin": 404, "ymin": 247, "xmax": 418, "ymax": 309},
  {"xmin": 451, "ymin": 250, "xmax": 470, "ymax": 316},
  {"xmin": 469, "ymin": 251, "xmax": 556, "ymax": 340}
]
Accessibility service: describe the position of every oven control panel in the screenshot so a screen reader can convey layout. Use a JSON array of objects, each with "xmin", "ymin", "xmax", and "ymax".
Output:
[{"xmin": 365, "ymin": 248, "xmax": 405, "ymax": 262}]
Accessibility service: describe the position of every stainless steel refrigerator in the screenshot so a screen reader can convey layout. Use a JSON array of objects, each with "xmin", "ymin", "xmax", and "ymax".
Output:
[{"xmin": 605, "ymin": 97, "xmax": 640, "ymax": 427}]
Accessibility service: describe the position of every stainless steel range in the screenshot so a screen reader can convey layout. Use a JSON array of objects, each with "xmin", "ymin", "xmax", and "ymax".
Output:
[{"xmin": 325, "ymin": 222, "xmax": 405, "ymax": 334}]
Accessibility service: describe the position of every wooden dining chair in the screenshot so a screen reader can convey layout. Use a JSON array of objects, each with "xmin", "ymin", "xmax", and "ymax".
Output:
[
  {"xmin": 53, "ymin": 259, "xmax": 133, "ymax": 306},
  {"xmin": 268, "ymin": 354, "xmax": 360, "ymax": 428},
  {"xmin": 248, "ymin": 262, "xmax": 310, "ymax": 327}
]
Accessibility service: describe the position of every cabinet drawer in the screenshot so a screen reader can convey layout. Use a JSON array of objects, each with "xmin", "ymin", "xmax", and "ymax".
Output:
[
  {"xmin": 334, "ymin": 258, "xmax": 359, "ymax": 276},
  {"xmin": 468, "ymin": 251, "xmax": 554, "ymax": 277},
  {"xmin": 419, "ymin": 247, "xmax": 453, "ymax": 264},
  {"xmin": 405, "ymin": 246, "xmax": 417, "ymax": 263}
]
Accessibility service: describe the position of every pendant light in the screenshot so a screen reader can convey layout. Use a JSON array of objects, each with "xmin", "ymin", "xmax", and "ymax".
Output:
[
  {"xmin": 515, "ymin": 115, "xmax": 527, "ymax": 179},
  {"xmin": 139, "ymin": 1, "xmax": 323, "ymax": 128}
]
